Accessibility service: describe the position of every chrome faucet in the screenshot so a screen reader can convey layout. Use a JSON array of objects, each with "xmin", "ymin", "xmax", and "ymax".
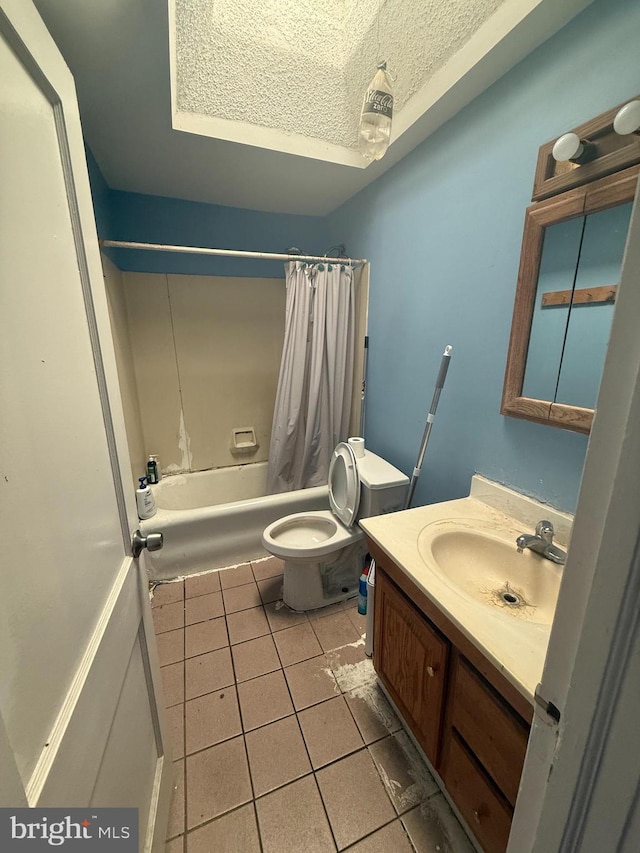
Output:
[{"xmin": 516, "ymin": 520, "xmax": 567, "ymax": 565}]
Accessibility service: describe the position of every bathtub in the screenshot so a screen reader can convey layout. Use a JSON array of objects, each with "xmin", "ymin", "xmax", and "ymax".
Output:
[{"xmin": 139, "ymin": 462, "xmax": 330, "ymax": 580}]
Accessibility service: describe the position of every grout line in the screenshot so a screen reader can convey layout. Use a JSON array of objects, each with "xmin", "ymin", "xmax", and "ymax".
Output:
[
  {"xmin": 340, "ymin": 813, "xmax": 412, "ymax": 851},
  {"xmin": 276, "ymin": 649, "xmax": 340, "ymax": 852}
]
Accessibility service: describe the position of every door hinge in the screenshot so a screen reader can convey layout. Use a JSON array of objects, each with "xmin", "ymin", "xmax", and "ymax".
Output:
[{"xmin": 534, "ymin": 683, "xmax": 561, "ymax": 723}]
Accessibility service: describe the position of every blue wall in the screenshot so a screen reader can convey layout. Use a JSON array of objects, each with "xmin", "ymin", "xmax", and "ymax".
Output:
[
  {"xmin": 326, "ymin": 0, "xmax": 640, "ymax": 512},
  {"xmin": 86, "ymin": 158, "xmax": 330, "ymax": 279},
  {"xmin": 85, "ymin": 147, "xmax": 113, "ymax": 239}
]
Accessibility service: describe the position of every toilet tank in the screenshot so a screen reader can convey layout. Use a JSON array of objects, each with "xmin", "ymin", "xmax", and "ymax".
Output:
[{"xmin": 355, "ymin": 450, "xmax": 409, "ymax": 520}]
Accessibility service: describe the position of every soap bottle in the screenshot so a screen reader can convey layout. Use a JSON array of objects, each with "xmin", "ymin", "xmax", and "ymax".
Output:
[
  {"xmin": 146, "ymin": 455, "xmax": 159, "ymax": 485},
  {"xmin": 358, "ymin": 560, "xmax": 370, "ymax": 615},
  {"xmin": 136, "ymin": 476, "xmax": 157, "ymax": 520}
]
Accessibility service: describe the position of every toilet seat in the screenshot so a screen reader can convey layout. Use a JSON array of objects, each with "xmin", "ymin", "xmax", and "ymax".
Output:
[
  {"xmin": 262, "ymin": 510, "xmax": 363, "ymax": 559},
  {"xmin": 328, "ymin": 442, "xmax": 360, "ymax": 527}
]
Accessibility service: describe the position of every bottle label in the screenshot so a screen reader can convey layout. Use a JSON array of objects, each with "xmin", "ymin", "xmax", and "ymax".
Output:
[{"xmin": 362, "ymin": 89, "xmax": 393, "ymax": 119}]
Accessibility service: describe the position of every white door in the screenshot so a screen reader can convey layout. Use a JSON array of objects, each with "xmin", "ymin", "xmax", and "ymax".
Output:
[
  {"xmin": 0, "ymin": 1, "xmax": 172, "ymax": 849},
  {"xmin": 510, "ymin": 174, "xmax": 640, "ymax": 848}
]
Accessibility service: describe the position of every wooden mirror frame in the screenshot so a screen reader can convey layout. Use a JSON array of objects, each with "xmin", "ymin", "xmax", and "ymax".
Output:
[{"xmin": 501, "ymin": 164, "xmax": 638, "ymax": 434}]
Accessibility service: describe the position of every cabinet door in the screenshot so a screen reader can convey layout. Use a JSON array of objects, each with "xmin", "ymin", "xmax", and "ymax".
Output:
[{"xmin": 374, "ymin": 568, "xmax": 448, "ymax": 765}]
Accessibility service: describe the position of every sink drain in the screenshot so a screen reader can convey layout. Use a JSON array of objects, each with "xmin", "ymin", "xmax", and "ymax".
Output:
[{"xmin": 482, "ymin": 581, "xmax": 536, "ymax": 619}]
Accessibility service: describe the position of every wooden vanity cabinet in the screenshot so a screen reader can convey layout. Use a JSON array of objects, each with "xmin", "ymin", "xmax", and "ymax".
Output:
[
  {"xmin": 369, "ymin": 544, "xmax": 532, "ymax": 853},
  {"xmin": 373, "ymin": 567, "xmax": 448, "ymax": 766}
]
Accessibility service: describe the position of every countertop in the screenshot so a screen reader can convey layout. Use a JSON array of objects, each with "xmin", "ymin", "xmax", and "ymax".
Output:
[{"xmin": 360, "ymin": 489, "xmax": 568, "ymax": 705}]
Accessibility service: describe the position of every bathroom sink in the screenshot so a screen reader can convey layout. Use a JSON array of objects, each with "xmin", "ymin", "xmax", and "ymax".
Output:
[{"xmin": 417, "ymin": 521, "xmax": 562, "ymax": 624}]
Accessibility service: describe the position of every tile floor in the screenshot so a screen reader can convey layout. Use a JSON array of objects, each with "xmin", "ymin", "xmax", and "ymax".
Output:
[{"xmin": 152, "ymin": 557, "xmax": 475, "ymax": 853}]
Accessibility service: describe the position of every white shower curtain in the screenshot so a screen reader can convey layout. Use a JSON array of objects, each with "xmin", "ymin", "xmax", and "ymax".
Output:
[{"xmin": 267, "ymin": 260, "xmax": 355, "ymax": 493}]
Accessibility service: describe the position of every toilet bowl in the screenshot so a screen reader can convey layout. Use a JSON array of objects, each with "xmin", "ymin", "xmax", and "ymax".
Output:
[
  {"xmin": 262, "ymin": 441, "xmax": 408, "ymax": 611},
  {"xmin": 262, "ymin": 510, "xmax": 360, "ymax": 559}
]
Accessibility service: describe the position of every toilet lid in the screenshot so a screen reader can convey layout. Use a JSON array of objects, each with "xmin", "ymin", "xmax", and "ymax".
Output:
[{"xmin": 328, "ymin": 442, "xmax": 360, "ymax": 528}]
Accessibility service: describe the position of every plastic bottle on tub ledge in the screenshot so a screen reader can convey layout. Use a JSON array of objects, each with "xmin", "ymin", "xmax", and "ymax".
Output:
[
  {"xmin": 136, "ymin": 476, "xmax": 157, "ymax": 520},
  {"xmin": 146, "ymin": 454, "xmax": 159, "ymax": 484}
]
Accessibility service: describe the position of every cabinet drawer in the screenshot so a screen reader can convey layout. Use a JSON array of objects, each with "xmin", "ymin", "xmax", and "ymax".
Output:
[
  {"xmin": 451, "ymin": 659, "xmax": 529, "ymax": 805},
  {"xmin": 442, "ymin": 732, "xmax": 512, "ymax": 853}
]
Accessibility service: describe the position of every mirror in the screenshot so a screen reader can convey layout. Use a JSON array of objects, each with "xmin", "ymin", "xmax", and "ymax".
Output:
[{"xmin": 502, "ymin": 164, "xmax": 637, "ymax": 434}]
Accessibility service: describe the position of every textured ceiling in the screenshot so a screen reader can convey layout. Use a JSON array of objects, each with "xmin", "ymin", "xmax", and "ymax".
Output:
[
  {"xmin": 32, "ymin": 0, "xmax": 594, "ymax": 214},
  {"xmin": 174, "ymin": 0, "xmax": 504, "ymax": 157}
]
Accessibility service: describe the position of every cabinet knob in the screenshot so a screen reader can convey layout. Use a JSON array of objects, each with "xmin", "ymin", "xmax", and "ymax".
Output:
[
  {"xmin": 473, "ymin": 806, "xmax": 486, "ymax": 824},
  {"xmin": 426, "ymin": 665, "xmax": 436, "ymax": 677}
]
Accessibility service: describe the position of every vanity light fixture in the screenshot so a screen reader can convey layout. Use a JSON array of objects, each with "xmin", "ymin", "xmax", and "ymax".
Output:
[
  {"xmin": 613, "ymin": 100, "xmax": 640, "ymax": 136},
  {"xmin": 551, "ymin": 132, "xmax": 595, "ymax": 164}
]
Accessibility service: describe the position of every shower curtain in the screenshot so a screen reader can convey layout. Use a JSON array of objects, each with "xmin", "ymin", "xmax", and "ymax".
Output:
[{"xmin": 267, "ymin": 260, "xmax": 355, "ymax": 493}]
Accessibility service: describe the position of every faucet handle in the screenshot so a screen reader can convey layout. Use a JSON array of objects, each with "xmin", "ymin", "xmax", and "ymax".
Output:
[{"xmin": 535, "ymin": 520, "xmax": 554, "ymax": 543}]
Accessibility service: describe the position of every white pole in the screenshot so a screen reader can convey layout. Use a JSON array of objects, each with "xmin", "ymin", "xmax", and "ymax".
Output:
[
  {"xmin": 100, "ymin": 240, "xmax": 367, "ymax": 266},
  {"xmin": 404, "ymin": 345, "xmax": 453, "ymax": 509}
]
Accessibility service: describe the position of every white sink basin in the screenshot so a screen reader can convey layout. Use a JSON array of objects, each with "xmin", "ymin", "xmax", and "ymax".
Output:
[{"xmin": 417, "ymin": 520, "xmax": 562, "ymax": 624}]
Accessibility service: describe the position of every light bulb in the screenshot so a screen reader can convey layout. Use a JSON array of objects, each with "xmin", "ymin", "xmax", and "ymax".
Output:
[
  {"xmin": 613, "ymin": 100, "xmax": 640, "ymax": 136},
  {"xmin": 552, "ymin": 132, "xmax": 584, "ymax": 163}
]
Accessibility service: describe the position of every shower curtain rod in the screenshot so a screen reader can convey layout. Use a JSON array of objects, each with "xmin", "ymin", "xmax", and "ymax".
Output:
[{"xmin": 99, "ymin": 240, "xmax": 367, "ymax": 266}]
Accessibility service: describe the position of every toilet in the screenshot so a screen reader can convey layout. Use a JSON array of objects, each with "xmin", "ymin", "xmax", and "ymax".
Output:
[{"xmin": 262, "ymin": 440, "xmax": 409, "ymax": 611}]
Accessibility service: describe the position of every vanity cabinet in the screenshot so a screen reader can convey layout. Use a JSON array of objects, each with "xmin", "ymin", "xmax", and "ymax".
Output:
[
  {"xmin": 369, "ymin": 544, "xmax": 532, "ymax": 853},
  {"xmin": 374, "ymin": 567, "xmax": 448, "ymax": 766}
]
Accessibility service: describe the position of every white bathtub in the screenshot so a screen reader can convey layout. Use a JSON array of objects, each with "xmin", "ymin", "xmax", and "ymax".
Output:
[{"xmin": 139, "ymin": 463, "xmax": 330, "ymax": 580}]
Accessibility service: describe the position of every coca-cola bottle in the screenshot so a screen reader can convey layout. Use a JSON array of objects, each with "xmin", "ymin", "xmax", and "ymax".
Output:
[{"xmin": 358, "ymin": 62, "xmax": 394, "ymax": 162}]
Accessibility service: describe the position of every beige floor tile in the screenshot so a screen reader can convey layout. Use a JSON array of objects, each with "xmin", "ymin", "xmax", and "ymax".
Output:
[
  {"xmin": 185, "ymin": 592, "xmax": 224, "ymax": 626},
  {"xmin": 166, "ymin": 703, "xmax": 185, "ymax": 760},
  {"xmin": 401, "ymin": 796, "xmax": 475, "ymax": 853},
  {"xmin": 152, "ymin": 581, "xmax": 184, "ymax": 608},
  {"xmin": 231, "ymin": 635, "xmax": 281, "ymax": 683},
  {"xmin": 307, "ymin": 601, "xmax": 346, "ymax": 621},
  {"xmin": 245, "ymin": 715, "xmax": 312, "ymax": 796},
  {"xmin": 219, "ymin": 563, "xmax": 254, "ymax": 589},
  {"xmin": 256, "ymin": 776, "xmax": 336, "ymax": 853},
  {"xmin": 284, "ymin": 654, "xmax": 340, "ymax": 710},
  {"xmin": 264, "ymin": 600, "xmax": 309, "ymax": 632},
  {"xmin": 157, "ymin": 628, "xmax": 185, "ymax": 667},
  {"xmin": 185, "ymin": 687, "xmax": 242, "ymax": 754},
  {"xmin": 368, "ymin": 731, "xmax": 438, "ymax": 814},
  {"xmin": 347, "ymin": 608, "xmax": 367, "ymax": 636},
  {"xmin": 344, "ymin": 819, "xmax": 413, "ymax": 852},
  {"xmin": 316, "ymin": 750, "xmax": 395, "ymax": 850},
  {"xmin": 298, "ymin": 696, "xmax": 364, "ymax": 769},
  {"xmin": 153, "ymin": 601, "xmax": 185, "ymax": 635},
  {"xmin": 273, "ymin": 622, "xmax": 323, "ymax": 667},
  {"xmin": 345, "ymin": 683, "xmax": 402, "ymax": 744},
  {"xmin": 251, "ymin": 556, "xmax": 285, "ymax": 581},
  {"xmin": 167, "ymin": 760, "xmax": 185, "ymax": 839},
  {"xmin": 185, "ymin": 803, "xmax": 260, "ymax": 853},
  {"xmin": 226, "ymin": 606, "xmax": 269, "ymax": 645},
  {"xmin": 165, "ymin": 836, "xmax": 184, "ymax": 853},
  {"xmin": 185, "ymin": 648, "xmax": 234, "ymax": 700},
  {"xmin": 326, "ymin": 644, "xmax": 372, "ymax": 693},
  {"xmin": 185, "ymin": 572, "xmax": 221, "ymax": 599},
  {"xmin": 256, "ymin": 575, "xmax": 283, "ymax": 605},
  {"xmin": 185, "ymin": 617, "xmax": 228, "ymax": 659},
  {"xmin": 222, "ymin": 582, "xmax": 262, "ymax": 614},
  {"xmin": 186, "ymin": 736, "xmax": 252, "ymax": 829},
  {"xmin": 162, "ymin": 662, "xmax": 185, "ymax": 708},
  {"xmin": 237, "ymin": 670, "xmax": 294, "ymax": 731},
  {"xmin": 312, "ymin": 612, "xmax": 361, "ymax": 652}
]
